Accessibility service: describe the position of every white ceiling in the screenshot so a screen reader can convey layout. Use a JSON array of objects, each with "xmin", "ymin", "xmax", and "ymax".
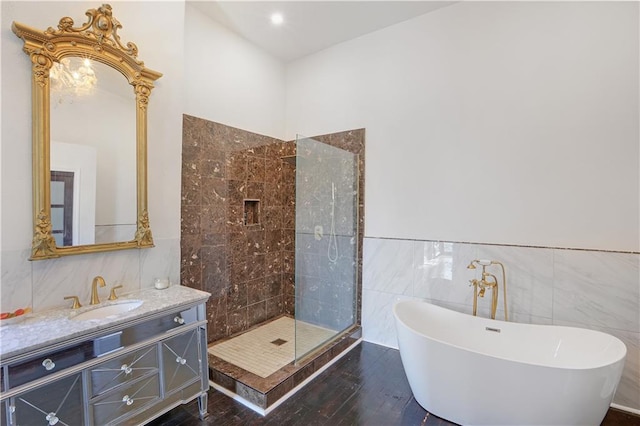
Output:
[{"xmin": 188, "ymin": 1, "xmax": 454, "ymax": 63}]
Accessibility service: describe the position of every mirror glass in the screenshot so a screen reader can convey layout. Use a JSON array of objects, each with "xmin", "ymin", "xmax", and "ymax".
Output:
[
  {"xmin": 50, "ymin": 59, "xmax": 136, "ymax": 247},
  {"xmin": 13, "ymin": 3, "xmax": 162, "ymax": 259}
]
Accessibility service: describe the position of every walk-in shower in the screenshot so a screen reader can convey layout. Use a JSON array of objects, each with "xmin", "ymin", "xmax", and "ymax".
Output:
[{"xmin": 199, "ymin": 123, "xmax": 363, "ymax": 413}]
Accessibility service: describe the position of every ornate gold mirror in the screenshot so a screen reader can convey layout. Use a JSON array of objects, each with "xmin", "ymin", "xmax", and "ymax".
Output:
[{"xmin": 12, "ymin": 4, "xmax": 162, "ymax": 260}]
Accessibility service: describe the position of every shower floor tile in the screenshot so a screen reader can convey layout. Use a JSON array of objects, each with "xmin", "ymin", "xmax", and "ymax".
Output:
[{"xmin": 208, "ymin": 317, "xmax": 335, "ymax": 378}]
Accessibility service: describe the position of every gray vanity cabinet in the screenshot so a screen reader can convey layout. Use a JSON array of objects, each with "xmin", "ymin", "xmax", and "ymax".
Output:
[{"xmin": 1, "ymin": 301, "xmax": 209, "ymax": 426}]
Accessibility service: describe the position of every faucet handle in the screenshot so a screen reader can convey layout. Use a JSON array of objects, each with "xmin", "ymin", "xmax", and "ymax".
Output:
[
  {"xmin": 64, "ymin": 296, "xmax": 82, "ymax": 309},
  {"xmin": 108, "ymin": 285, "xmax": 124, "ymax": 301}
]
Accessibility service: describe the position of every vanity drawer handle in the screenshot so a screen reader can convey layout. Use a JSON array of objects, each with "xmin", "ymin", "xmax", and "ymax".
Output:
[
  {"xmin": 42, "ymin": 358, "xmax": 55, "ymax": 371},
  {"xmin": 122, "ymin": 395, "xmax": 134, "ymax": 406},
  {"xmin": 46, "ymin": 412, "xmax": 59, "ymax": 425},
  {"xmin": 175, "ymin": 356, "xmax": 187, "ymax": 365},
  {"xmin": 173, "ymin": 316, "xmax": 185, "ymax": 325},
  {"xmin": 120, "ymin": 364, "xmax": 132, "ymax": 375}
]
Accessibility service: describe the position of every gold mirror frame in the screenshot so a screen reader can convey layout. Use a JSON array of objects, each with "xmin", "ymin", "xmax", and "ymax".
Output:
[{"xmin": 12, "ymin": 4, "xmax": 162, "ymax": 260}]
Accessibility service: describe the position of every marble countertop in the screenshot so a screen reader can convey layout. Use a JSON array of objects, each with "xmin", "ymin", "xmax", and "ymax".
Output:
[{"xmin": 0, "ymin": 285, "xmax": 210, "ymax": 360}]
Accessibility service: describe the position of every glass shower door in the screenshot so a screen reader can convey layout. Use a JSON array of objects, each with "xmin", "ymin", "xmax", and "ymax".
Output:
[{"xmin": 294, "ymin": 135, "xmax": 358, "ymax": 363}]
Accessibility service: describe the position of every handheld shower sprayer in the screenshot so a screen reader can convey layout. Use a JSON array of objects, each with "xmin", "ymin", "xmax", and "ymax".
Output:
[
  {"xmin": 327, "ymin": 182, "xmax": 338, "ymax": 263},
  {"xmin": 467, "ymin": 259, "xmax": 508, "ymax": 321},
  {"xmin": 467, "ymin": 259, "xmax": 492, "ymax": 269}
]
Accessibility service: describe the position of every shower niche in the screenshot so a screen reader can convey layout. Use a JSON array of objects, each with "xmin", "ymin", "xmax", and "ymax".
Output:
[{"xmin": 243, "ymin": 199, "xmax": 260, "ymax": 226}]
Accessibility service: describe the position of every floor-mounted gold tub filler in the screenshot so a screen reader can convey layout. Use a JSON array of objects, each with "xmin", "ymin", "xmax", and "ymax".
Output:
[{"xmin": 467, "ymin": 259, "xmax": 508, "ymax": 321}]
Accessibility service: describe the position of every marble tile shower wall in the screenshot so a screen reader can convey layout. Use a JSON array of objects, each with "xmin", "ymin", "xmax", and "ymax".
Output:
[
  {"xmin": 362, "ymin": 237, "xmax": 640, "ymax": 410},
  {"xmin": 296, "ymin": 235, "xmax": 357, "ymax": 330},
  {"xmin": 181, "ymin": 115, "xmax": 295, "ymax": 343}
]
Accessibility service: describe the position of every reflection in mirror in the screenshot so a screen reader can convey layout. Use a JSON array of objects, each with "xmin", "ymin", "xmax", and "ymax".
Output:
[
  {"xmin": 50, "ymin": 60, "xmax": 136, "ymax": 246},
  {"xmin": 50, "ymin": 171, "xmax": 74, "ymax": 246},
  {"xmin": 12, "ymin": 3, "xmax": 162, "ymax": 259}
]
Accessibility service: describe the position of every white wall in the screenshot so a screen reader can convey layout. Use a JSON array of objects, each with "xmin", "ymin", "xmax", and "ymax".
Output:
[
  {"xmin": 184, "ymin": 4, "xmax": 286, "ymax": 140},
  {"xmin": 1, "ymin": 1, "xmax": 185, "ymax": 312},
  {"xmin": 286, "ymin": 1, "xmax": 639, "ymax": 252}
]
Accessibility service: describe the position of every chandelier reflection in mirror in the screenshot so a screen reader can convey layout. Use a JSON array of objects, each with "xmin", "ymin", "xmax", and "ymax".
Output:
[{"xmin": 50, "ymin": 57, "xmax": 97, "ymax": 104}]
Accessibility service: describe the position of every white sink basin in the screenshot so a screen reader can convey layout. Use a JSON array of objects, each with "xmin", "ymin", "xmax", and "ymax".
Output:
[{"xmin": 71, "ymin": 300, "xmax": 143, "ymax": 321}]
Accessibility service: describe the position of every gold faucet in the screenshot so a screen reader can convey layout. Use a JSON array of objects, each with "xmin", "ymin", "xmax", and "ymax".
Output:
[
  {"xmin": 467, "ymin": 260, "xmax": 508, "ymax": 321},
  {"xmin": 90, "ymin": 276, "xmax": 106, "ymax": 305},
  {"xmin": 469, "ymin": 267, "xmax": 498, "ymax": 318}
]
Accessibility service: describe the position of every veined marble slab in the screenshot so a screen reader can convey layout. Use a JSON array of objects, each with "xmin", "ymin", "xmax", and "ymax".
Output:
[{"xmin": 0, "ymin": 285, "xmax": 210, "ymax": 360}]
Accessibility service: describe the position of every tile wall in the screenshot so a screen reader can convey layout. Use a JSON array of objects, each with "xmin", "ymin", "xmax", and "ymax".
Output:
[
  {"xmin": 180, "ymin": 115, "xmax": 365, "ymax": 343},
  {"xmin": 1, "ymin": 239, "xmax": 180, "ymax": 313},
  {"xmin": 361, "ymin": 237, "xmax": 640, "ymax": 410},
  {"xmin": 181, "ymin": 115, "xmax": 292, "ymax": 342}
]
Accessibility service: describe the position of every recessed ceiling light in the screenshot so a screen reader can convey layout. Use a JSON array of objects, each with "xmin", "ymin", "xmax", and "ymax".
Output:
[{"xmin": 270, "ymin": 12, "xmax": 284, "ymax": 26}]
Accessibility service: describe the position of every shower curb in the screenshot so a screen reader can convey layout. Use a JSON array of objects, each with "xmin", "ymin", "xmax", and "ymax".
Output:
[{"xmin": 208, "ymin": 325, "xmax": 362, "ymax": 413}]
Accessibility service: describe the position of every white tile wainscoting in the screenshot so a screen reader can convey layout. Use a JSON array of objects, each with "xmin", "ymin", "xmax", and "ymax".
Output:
[
  {"xmin": 361, "ymin": 237, "xmax": 639, "ymax": 411},
  {"xmin": 1, "ymin": 238, "xmax": 180, "ymax": 313}
]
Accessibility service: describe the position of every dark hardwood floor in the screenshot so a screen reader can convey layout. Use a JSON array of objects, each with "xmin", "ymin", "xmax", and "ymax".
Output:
[{"xmin": 148, "ymin": 341, "xmax": 640, "ymax": 426}]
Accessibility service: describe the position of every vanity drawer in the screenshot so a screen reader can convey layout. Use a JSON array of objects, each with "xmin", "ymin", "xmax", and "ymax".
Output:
[
  {"xmin": 90, "ymin": 373, "xmax": 160, "ymax": 425},
  {"xmin": 6, "ymin": 341, "xmax": 93, "ymax": 388},
  {"xmin": 118, "ymin": 305, "xmax": 199, "ymax": 347},
  {"xmin": 89, "ymin": 345, "xmax": 159, "ymax": 398}
]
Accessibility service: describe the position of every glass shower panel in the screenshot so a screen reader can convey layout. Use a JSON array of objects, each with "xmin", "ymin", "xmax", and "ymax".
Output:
[{"xmin": 294, "ymin": 135, "xmax": 358, "ymax": 363}]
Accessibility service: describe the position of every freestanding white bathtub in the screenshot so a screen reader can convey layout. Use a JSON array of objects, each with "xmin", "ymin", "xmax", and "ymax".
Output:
[{"xmin": 393, "ymin": 300, "xmax": 627, "ymax": 426}]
